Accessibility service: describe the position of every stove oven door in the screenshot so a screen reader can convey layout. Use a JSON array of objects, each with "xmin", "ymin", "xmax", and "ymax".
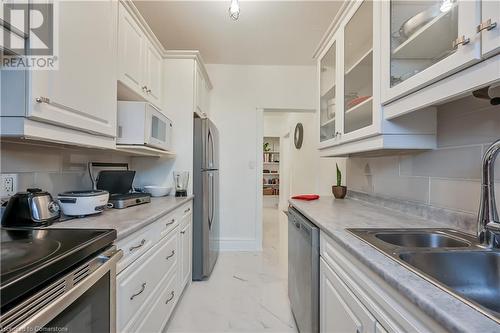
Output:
[{"xmin": 0, "ymin": 247, "xmax": 122, "ymax": 333}]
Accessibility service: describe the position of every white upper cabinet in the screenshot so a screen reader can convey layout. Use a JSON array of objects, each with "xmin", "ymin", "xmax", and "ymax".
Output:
[
  {"xmin": 29, "ymin": 0, "xmax": 117, "ymax": 138},
  {"xmin": 381, "ymin": 0, "xmax": 482, "ymax": 103},
  {"xmin": 318, "ymin": 35, "xmax": 339, "ymax": 148},
  {"xmin": 144, "ymin": 40, "xmax": 163, "ymax": 105},
  {"xmin": 479, "ymin": 0, "xmax": 500, "ymax": 57},
  {"xmin": 342, "ymin": 0, "xmax": 375, "ymax": 141},
  {"xmin": 117, "ymin": 2, "xmax": 163, "ymax": 108},
  {"xmin": 194, "ymin": 62, "xmax": 211, "ymax": 118},
  {"xmin": 118, "ymin": 3, "xmax": 145, "ymax": 96},
  {"xmin": 315, "ymin": 0, "xmax": 438, "ymax": 156}
]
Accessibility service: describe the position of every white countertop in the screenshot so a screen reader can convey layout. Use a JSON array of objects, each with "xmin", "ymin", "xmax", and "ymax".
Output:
[
  {"xmin": 50, "ymin": 196, "xmax": 193, "ymax": 241},
  {"xmin": 289, "ymin": 196, "xmax": 499, "ymax": 333}
]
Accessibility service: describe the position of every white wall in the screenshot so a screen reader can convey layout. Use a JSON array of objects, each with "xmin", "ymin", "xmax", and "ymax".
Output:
[
  {"xmin": 206, "ymin": 63, "xmax": 347, "ymax": 250},
  {"xmin": 207, "ymin": 64, "xmax": 318, "ymax": 250},
  {"xmin": 263, "ymin": 113, "xmax": 288, "ymax": 137}
]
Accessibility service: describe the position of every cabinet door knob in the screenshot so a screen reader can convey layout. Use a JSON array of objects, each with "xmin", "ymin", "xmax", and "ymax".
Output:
[
  {"xmin": 452, "ymin": 35, "xmax": 470, "ymax": 49},
  {"xmin": 477, "ymin": 19, "xmax": 497, "ymax": 33}
]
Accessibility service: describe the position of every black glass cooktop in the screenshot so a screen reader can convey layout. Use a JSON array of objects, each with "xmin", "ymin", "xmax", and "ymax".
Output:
[{"xmin": 0, "ymin": 228, "xmax": 116, "ymax": 311}]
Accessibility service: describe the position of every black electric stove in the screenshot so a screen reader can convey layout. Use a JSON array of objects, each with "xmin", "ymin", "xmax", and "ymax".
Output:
[{"xmin": 0, "ymin": 228, "xmax": 116, "ymax": 312}]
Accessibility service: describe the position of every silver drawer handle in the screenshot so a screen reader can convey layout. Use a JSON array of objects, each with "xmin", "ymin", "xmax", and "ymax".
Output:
[
  {"xmin": 166, "ymin": 219, "xmax": 175, "ymax": 227},
  {"xmin": 166, "ymin": 250, "xmax": 175, "ymax": 260},
  {"xmin": 129, "ymin": 239, "xmax": 146, "ymax": 252},
  {"xmin": 477, "ymin": 19, "xmax": 497, "ymax": 33},
  {"xmin": 184, "ymin": 208, "xmax": 191, "ymax": 213},
  {"xmin": 452, "ymin": 35, "xmax": 470, "ymax": 49},
  {"xmin": 130, "ymin": 282, "xmax": 146, "ymax": 300},
  {"xmin": 142, "ymin": 85, "xmax": 148, "ymax": 92},
  {"xmin": 147, "ymin": 89, "xmax": 152, "ymax": 94},
  {"xmin": 165, "ymin": 291, "xmax": 174, "ymax": 304},
  {"xmin": 180, "ymin": 230, "xmax": 186, "ymax": 235}
]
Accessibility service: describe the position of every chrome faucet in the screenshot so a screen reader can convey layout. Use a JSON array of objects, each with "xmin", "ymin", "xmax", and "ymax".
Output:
[{"xmin": 478, "ymin": 139, "xmax": 500, "ymax": 248}]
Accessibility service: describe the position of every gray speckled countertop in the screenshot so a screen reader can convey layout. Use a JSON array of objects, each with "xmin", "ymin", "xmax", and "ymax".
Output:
[
  {"xmin": 289, "ymin": 196, "xmax": 499, "ymax": 333},
  {"xmin": 50, "ymin": 196, "xmax": 193, "ymax": 241}
]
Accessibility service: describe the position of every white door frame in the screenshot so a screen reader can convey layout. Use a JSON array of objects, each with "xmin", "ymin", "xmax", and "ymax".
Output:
[{"xmin": 255, "ymin": 107, "xmax": 316, "ymax": 252}]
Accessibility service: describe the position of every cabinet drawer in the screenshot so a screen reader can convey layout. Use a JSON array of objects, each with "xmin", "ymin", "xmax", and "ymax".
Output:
[
  {"xmin": 117, "ymin": 228, "xmax": 179, "ymax": 331},
  {"xmin": 134, "ymin": 270, "xmax": 178, "ymax": 333},
  {"xmin": 176, "ymin": 202, "xmax": 192, "ymax": 221},
  {"xmin": 158, "ymin": 211, "xmax": 178, "ymax": 238},
  {"xmin": 116, "ymin": 223, "xmax": 160, "ymax": 272}
]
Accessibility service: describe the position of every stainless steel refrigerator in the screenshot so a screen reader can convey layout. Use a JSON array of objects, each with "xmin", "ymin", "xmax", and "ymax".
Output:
[{"xmin": 193, "ymin": 117, "xmax": 220, "ymax": 280}]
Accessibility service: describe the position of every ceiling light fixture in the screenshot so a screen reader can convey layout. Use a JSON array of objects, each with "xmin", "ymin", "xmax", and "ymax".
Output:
[
  {"xmin": 440, "ymin": 0, "xmax": 454, "ymax": 13},
  {"xmin": 229, "ymin": 0, "xmax": 240, "ymax": 21}
]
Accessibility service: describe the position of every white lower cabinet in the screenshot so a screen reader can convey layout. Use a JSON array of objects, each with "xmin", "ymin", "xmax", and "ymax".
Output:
[
  {"xmin": 179, "ymin": 209, "xmax": 193, "ymax": 292},
  {"xmin": 134, "ymin": 270, "xmax": 178, "ymax": 333},
  {"xmin": 116, "ymin": 201, "xmax": 193, "ymax": 333},
  {"xmin": 320, "ymin": 258, "xmax": 377, "ymax": 333},
  {"xmin": 117, "ymin": 226, "xmax": 178, "ymax": 331},
  {"xmin": 319, "ymin": 231, "xmax": 449, "ymax": 333}
]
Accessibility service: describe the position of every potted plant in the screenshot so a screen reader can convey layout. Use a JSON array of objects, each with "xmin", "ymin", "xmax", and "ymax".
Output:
[{"xmin": 332, "ymin": 163, "xmax": 347, "ymax": 199}]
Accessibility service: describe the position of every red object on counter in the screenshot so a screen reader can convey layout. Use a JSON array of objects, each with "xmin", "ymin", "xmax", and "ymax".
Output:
[{"xmin": 291, "ymin": 194, "xmax": 320, "ymax": 201}]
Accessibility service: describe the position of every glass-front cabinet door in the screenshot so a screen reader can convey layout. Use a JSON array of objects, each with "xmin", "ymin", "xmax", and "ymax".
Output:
[
  {"xmin": 479, "ymin": 0, "xmax": 500, "ymax": 57},
  {"xmin": 319, "ymin": 39, "xmax": 338, "ymax": 145},
  {"xmin": 381, "ymin": 0, "xmax": 481, "ymax": 103},
  {"xmin": 343, "ymin": 0, "xmax": 373, "ymax": 135}
]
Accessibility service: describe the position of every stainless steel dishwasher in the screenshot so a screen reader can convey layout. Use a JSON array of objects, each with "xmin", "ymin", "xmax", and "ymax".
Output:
[{"xmin": 288, "ymin": 206, "xmax": 319, "ymax": 333}]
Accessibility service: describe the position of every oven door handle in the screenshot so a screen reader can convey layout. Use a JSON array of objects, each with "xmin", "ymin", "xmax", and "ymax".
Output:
[{"xmin": 6, "ymin": 247, "xmax": 123, "ymax": 333}]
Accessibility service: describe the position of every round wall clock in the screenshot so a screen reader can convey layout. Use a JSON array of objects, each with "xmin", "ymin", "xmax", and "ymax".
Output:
[{"xmin": 294, "ymin": 123, "xmax": 304, "ymax": 149}]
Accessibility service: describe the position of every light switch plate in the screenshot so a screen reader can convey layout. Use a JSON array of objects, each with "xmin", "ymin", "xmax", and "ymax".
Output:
[{"xmin": 1, "ymin": 174, "xmax": 18, "ymax": 198}]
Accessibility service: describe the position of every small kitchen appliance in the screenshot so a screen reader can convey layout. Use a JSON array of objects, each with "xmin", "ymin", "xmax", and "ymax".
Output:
[
  {"xmin": 0, "ymin": 227, "xmax": 120, "ymax": 332},
  {"xmin": 174, "ymin": 171, "xmax": 189, "ymax": 197},
  {"xmin": 116, "ymin": 101, "xmax": 173, "ymax": 151},
  {"xmin": 95, "ymin": 169, "xmax": 151, "ymax": 209},
  {"xmin": 57, "ymin": 190, "xmax": 110, "ymax": 217},
  {"xmin": 1, "ymin": 189, "xmax": 60, "ymax": 227}
]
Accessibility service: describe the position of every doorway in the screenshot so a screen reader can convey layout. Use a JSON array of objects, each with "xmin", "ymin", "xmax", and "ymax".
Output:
[{"xmin": 256, "ymin": 108, "xmax": 315, "ymax": 253}]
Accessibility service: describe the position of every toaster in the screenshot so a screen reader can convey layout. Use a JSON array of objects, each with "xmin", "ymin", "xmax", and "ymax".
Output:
[{"xmin": 1, "ymin": 188, "xmax": 60, "ymax": 227}]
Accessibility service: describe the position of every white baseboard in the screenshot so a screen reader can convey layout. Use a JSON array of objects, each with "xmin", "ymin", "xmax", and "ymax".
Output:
[{"xmin": 219, "ymin": 238, "xmax": 260, "ymax": 251}]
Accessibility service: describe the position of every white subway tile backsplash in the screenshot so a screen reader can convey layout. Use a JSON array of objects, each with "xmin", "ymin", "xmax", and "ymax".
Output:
[
  {"xmin": 437, "ymin": 96, "xmax": 500, "ymax": 148},
  {"xmin": 346, "ymin": 95, "xmax": 499, "ymax": 227},
  {"xmin": 372, "ymin": 175, "xmax": 429, "ymax": 204},
  {"xmin": 429, "ymin": 178, "xmax": 480, "ymax": 214},
  {"xmin": 399, "ymin": 146, "xmax": 482, "ymax": 179},
  {"xmin": 1, "ymin": 143, "xmax": 62, "ymax": 173},
  {"xmin": 1, "ymin": 142, "xmax": 131, "ymax": 197}
]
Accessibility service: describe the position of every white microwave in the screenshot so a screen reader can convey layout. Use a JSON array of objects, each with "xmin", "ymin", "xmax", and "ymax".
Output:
[{"xmin": 117, "ymin": 101, "xmax": 173, "ymax": 151}]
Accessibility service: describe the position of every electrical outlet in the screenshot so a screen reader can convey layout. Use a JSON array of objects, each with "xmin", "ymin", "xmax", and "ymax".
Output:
[{"xmin": 1, "ymin": 174, "xmax": 18, "ymax": 198}]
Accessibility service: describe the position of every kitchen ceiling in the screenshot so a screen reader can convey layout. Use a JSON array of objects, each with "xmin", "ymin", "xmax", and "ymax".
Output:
[{"xmin": 133, "ymin": 1, "xmax": 342, "ymax": 66}]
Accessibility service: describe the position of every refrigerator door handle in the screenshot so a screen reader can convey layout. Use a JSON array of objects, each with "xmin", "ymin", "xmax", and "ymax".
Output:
[
  {"xmin": 208, "ymin": 129, "xmax": 215, "ymax": 169},
  {"xmin": 208, "ymin": 173, "xmax": 213, "ymax": 230}
]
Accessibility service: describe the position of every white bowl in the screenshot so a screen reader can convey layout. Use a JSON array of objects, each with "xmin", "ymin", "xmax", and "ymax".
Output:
[{"xmin": 143, "ymin": 186, "xmax": 172, "ymax": 197}]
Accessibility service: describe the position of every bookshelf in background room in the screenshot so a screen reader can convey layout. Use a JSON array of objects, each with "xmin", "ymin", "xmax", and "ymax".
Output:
[{"xmin": 263, "ymin": 136, "xmax": 280, "ymax": 197}]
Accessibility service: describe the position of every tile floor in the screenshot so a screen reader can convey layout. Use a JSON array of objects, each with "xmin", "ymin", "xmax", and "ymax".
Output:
[{"xmin": 167, "ymin": 207, "xmax": 296, "ymax": 332}]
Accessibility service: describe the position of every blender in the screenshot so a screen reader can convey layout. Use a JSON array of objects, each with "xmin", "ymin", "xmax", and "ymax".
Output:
[{"xmin": 174, "ymin": 171, "xmax": 189, "ymax": 197}]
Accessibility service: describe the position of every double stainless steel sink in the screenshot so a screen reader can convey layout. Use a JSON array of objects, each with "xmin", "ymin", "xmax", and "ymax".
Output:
[{"xmin": 348, "ymin": 228, "xmax": 500, "ymax": 323}]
